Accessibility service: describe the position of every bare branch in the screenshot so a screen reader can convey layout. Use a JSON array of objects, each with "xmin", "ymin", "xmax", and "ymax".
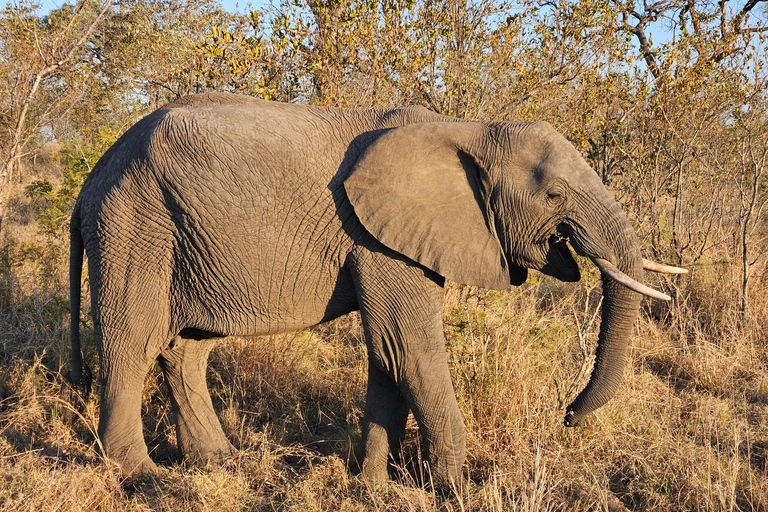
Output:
[
  {"xmin": 613, "ymin": 0, "xmax": 666, "ymax": 78},
  {"xmin": 731, "ymin": 0, "xmax": 765, "ymax": 34}
]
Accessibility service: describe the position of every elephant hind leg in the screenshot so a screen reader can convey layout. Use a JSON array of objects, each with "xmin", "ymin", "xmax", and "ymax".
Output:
[
  {"xmin": 96, "ymin": 323, "xmax": 162, "ymax": 477},
  {"xmin": 158, "ymin": 335, "xmax": 232, "ymax": 465},
  {"xmin": 88, "ymin": 232, "xmax": 177, "ymax": 475}
]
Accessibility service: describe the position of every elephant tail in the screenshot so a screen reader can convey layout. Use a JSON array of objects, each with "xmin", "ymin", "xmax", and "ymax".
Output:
[{"xmin": 67, "ymin": 213, "xmax": 92, "ymax": 394}]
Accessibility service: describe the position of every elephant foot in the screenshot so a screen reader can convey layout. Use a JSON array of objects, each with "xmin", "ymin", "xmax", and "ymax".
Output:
[
  {"xmin": 111, "ymin": 451, "xmax": 160, "ymax": 479},
  {"xmin": 119, "ymin": 459, "xmax": 168, "ymax": 492},
  {"xmin": 426, "ymin": 464, "xmax": 465, "ymax": 496},
  {"xmin": 175, "ymin": 412, "xmax": 234, "ymax": 467},
  {"xmin": 360, "ymin": 414, "xmax": 406, "ymax": 485},
  {"xmin": 101, "ymin": 431, "xmax": 159, "ymax": 479},
  {"xmin": 361, "ymin": 458, "xmax": 390, "ymax": 485},
  {"xmin": 181, "ymin": 437, "xmax": 235, "ymax": 467}
]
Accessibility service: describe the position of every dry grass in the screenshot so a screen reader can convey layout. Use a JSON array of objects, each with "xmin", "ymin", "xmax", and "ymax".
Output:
[{"xmin": 1, "ymin": 178, "xmax": 768, "ymax": 510}]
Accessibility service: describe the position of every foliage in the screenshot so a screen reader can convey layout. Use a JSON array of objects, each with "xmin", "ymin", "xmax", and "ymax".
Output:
[
  {"xmin": 195, "ymin": 9, "xmax": 308, "ymax": 100},
  {"xmin": 25, "ymin": 138, "xmax": 107, "ymax": 239}
]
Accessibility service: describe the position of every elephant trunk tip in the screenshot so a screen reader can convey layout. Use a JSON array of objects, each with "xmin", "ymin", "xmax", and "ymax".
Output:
[{"xmin": 563, "ymin": 408, "xmax": 587, "ymax": 427}]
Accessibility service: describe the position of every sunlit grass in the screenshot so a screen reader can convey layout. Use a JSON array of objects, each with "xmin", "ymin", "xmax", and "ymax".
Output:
[{"xmin": 2, "ymin": 265, "xmax": 767, "ymax": 510}]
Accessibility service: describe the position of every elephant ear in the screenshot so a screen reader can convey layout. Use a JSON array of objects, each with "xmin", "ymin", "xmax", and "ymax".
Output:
[{"xmin": 344, "ymin": 122, "xmax": 520, "ymax": 290}]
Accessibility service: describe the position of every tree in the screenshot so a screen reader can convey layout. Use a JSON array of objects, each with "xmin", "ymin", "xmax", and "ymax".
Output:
[
  {"xmin": 613, "ymin": 0, "xmax": 768, "ymax": 81},
  {"xmin": 0, "ymin": 0, "xmax": 113, "ymax": 233}
]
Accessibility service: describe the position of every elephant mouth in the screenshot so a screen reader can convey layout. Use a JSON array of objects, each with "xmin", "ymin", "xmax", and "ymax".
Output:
[{"xmin": 538, "ymin": 227, "xmax": 580, "ymax": 282}]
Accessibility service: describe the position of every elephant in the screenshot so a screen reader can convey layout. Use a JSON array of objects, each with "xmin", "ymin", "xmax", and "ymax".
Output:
[{"xmin": 67, "ymin": 92, "xmax": 683, "ymax": 487}]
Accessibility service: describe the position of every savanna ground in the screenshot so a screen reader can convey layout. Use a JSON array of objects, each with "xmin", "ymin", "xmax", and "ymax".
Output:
[{"xmin": 2, "ymin": 0, "xmax": 768, "ymax": 510}]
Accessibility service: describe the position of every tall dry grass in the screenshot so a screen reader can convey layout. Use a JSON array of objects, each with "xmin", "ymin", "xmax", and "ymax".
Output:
[{"xmin": 1, "ymin": 172, "xmax": 767, "ymax": 510}]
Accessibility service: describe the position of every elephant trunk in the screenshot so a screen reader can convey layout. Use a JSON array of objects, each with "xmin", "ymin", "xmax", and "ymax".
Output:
[{"xmin": 564, "ymin": 196, "xmax": 644, "ymax": 426}]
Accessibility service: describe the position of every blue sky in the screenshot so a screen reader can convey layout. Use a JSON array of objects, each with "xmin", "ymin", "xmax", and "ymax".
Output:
[
  {"xmin": 225, "ymin": 0, "xmax": 269, "ymax": 12},
  {"xmin": 213, "ymin": 0, "xmax": 269, "ymax": 12}
]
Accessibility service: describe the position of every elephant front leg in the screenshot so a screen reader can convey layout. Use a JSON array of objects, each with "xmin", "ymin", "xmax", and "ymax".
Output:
[
  {"xmin": 400, "ymin": 352, "xmax": 466, "ymax": 489},
  {"xmin": 361, "ymin": 361, "xmax": 410, "ymax": 481},
  {"xmin": 158, "ymin": 336, "xmax": 233, "ymax": 465},
  {"xmin": 350, "ymin": 244, "xmax": 466, "ymax": 489},
  {"xmin": 364, "ymin": 352, "xmax": 466, "ymax": 489}
]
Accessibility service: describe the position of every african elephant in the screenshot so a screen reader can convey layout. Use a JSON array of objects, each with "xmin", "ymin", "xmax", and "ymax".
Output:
[{"xmin": 68, "ymin": 92, "xmax": 682, "ymax": 487}]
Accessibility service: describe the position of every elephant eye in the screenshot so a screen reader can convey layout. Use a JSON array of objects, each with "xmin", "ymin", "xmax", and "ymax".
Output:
[{"xmin": 546, "ymin": 185, "xmax": 566, "ymax": 206}]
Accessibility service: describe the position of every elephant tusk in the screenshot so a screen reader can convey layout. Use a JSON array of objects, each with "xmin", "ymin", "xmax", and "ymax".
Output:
[
  {"xmin": 642, "ymin": 258, "xmax": 688, "ymax": 274},
  {"xmin": 591, "ymin": 257, "xmax": 671, "ymax": 301}
]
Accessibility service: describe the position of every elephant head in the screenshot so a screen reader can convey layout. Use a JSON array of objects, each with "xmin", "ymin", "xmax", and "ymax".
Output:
[{"xmin": 344, "ymin": 120, "xmax": 677, "ymax": 426}]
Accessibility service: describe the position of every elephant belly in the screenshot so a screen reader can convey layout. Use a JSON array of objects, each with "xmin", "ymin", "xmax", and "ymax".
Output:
[{"xmin": 171, "ymin": 232, "xmax": 359, "ymax": 337}]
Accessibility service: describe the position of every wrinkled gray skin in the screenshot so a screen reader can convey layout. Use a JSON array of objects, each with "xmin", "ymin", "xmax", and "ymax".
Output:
[{"xmin": 69, "ymin": 92, "xmax": 643, "ymax": 486}]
